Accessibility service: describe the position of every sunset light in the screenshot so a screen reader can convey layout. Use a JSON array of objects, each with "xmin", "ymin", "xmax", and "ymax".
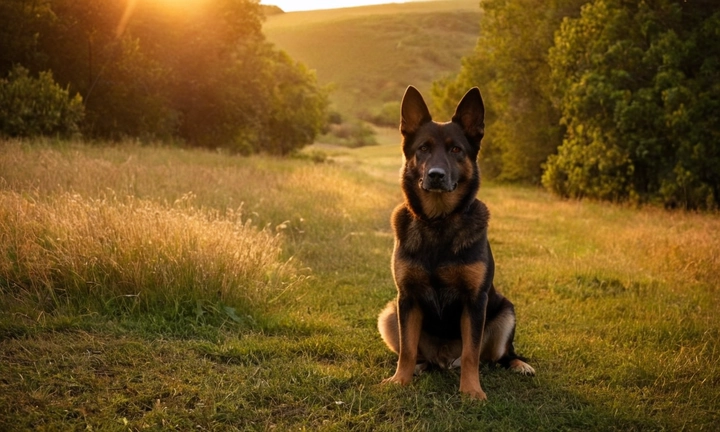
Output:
[
  {"xmin": 1, "ymin": 0, "xmax": 719, "ymax": 428},
  {"xmin": 260, "ymin": 0, "xmax": 409, "ymax": 12}
]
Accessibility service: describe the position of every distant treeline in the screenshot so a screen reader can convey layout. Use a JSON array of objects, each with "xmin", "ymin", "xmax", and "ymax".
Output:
[
  {"xmin": 0, "ymin": 0, "xmax": 326, "ymax": 154},
  {"xmin": 434, "ymin": 0, "xmax": 719, "ymax": 209}
]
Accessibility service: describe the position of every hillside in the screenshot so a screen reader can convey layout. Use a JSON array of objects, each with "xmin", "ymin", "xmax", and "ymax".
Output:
[{"xmin": 263, "ymin": 0, "xmax": 480, "ymax": 119}]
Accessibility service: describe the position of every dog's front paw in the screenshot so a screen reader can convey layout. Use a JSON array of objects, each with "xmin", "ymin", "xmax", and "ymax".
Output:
[
  {"xmin": 459, "ymin": 382, "xmax": 488, "ymax": 401},
  {"xmin": 381, "ymin": 373, "xmax": 413, "ymax": 386}
]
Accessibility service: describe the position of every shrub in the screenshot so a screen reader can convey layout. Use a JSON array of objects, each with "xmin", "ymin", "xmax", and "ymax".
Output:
[
  {"xmin": 544, "ymin": 0, "xmax": 720, "ymax": 209},
  {"xmin": 319, "ymin": 121, "xmax": 377, "ymax": 148},
  {"xmin": 0, "ymin": 65, "xmax": 84, "ymax": 138},
  {"xmin": 366, "ymin": 101, "xmax": 400, "ymax": 127}
]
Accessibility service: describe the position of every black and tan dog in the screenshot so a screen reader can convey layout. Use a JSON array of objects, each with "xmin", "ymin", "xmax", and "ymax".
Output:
[{"xmin": 378, "ymin": 86, "xmax": 535, "ymax": 400}]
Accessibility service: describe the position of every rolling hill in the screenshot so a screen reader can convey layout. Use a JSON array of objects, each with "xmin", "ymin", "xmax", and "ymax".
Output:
[{"xmin": 263, "ymin": 0, "xmax": 481, "ymax": 119}]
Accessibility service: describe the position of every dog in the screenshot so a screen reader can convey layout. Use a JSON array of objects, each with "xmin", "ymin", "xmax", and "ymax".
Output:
[{"xmin": 377, "ymin": 86, "xmax": 535, "ymax": 401}]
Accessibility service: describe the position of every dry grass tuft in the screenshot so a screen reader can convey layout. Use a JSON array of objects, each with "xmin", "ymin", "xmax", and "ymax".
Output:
[{"xmin": 0, "ymin": 190, "xmax": 297, "ymax": 316}]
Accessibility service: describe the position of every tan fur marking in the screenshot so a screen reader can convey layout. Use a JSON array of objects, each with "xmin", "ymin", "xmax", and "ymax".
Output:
[
  {"xmin": 386, "ymin": 306, "xmax": 423, "ymax": 385},
  {"xmin": 392, "ymin": 257, "xmax": 428, "ymax": 287},
  {"xmin": 463, "ymin": 261, "xmax": 487, "ymax": 293},
  {"xmin": 459, "ymin": 309, "xmax": 486, "ymax": 400},
  {"xmin": 460, "ymin": 157, "xmax": 474, "ymax": 179},
  {"xmin": 419, "ymin": 190, "xmax": 463, "ymax": 219},
  {"xmin": 435, "ymin": 265, "xmax": 462, "ymax": 287},
  {"xmin": 436, "ymin": 262, "xmax": 487, "ymax": 295}
]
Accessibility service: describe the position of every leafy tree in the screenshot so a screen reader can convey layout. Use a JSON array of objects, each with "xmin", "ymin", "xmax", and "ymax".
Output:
[
  {"xmin": 0, "ymin": 0, "xmax": 55, "ymax": 73},
  {"xmin": 544, "ymin": 0, "xmax": 720, "ymax": 209},
  {"xmin": 258, "ymin": 50, "xmax": 329, "ymax": 154},
  {"xmin": 0, "ymin": 65, "xmax": 84, "ymax": 137},
  {"xmin": 0, "ymin": 0, "xmax": 328, "ymax": 153},
  {"xmin": 432, "ymin": 0, "xmax": 587, "ymax": 182}
]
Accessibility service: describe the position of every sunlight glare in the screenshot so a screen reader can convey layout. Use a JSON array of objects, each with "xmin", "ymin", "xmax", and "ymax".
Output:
[{"xmin": 261, "ymin": 0, "xmax": 409, "ymax": 13}]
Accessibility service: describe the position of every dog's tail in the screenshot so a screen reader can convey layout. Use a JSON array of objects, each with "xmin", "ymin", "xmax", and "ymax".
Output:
[{"xmin": 377, "ymin": 300, "xmax": 399, "ymax": 353}]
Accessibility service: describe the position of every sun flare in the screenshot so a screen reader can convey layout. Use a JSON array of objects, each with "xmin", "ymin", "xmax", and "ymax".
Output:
[{"xmin": 261, "ymin": 1, "xmax": 408, "ymax": 13}]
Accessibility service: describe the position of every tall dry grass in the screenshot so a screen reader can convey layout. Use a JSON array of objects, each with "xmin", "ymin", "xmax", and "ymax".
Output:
[{"xmin": 0, "ymin": 189, "xmax": 296, "ymax": 317}]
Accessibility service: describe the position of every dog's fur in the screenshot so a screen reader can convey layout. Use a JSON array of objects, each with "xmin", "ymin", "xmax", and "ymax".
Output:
[{"xmin": 378, "ymin": 86, "xmax": 534, "ymax": 400}]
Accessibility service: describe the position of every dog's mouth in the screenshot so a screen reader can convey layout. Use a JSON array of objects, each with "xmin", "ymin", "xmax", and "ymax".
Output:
[{"xmin": 419, "ymin": 179, "xmax": 458, "ymax": 193}]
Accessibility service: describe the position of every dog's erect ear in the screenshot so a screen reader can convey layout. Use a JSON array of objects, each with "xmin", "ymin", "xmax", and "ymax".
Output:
[
  {"xmin": 452, "ymin": 87, "xmax": 485, "ymax": 143},
  {"xmin": 400, "ymin": 86, "xmax": 432, "ymax": 136}
]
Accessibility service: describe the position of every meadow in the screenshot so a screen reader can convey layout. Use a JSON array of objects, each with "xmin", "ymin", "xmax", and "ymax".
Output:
[{"xmin": 1, "ymin": 137, "xmax": 719, "ymax": 430}]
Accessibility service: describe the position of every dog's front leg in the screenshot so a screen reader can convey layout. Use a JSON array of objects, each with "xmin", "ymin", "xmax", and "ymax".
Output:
[
  {"xmin": 382, "ymin": 296, "xmax": 423, "ymax": 386},
  {"xmin": 459, "ymin": 291, "xmax": 488, "ymax": 400}
]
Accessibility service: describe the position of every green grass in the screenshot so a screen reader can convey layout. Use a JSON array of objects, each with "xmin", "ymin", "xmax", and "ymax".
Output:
[
  {"xmin": 1, "ymin": 138, "xmax": 719, "ymax": 430},
  {"xmin": 264, "ymin": 1, "xmax": 480, "ymax": 119}
]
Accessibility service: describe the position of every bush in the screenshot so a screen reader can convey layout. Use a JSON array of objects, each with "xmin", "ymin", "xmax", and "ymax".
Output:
[
  {"xmin": 366, "ymin": 101, "xmax": 400, "ymax": 127},
  {"xmin": 319, "ymin": 121, "xmax": 377, "ymax": 148},
  {"xmin": 544, "ymin": 0, "xmax": 720, "ymax": 209},
  {"xmin": 431, "ymin": 0, "xmax": 587, "ymax": 183},
  {"xmin": 0, "ymin": 65, "xmax": 84, "ymax": 138}
]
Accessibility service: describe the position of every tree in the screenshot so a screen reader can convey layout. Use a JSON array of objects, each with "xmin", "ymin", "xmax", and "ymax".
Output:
[
  {"xmin": 0, "ymin": 65, "xmax": 84, "ymax": 137},
  {"xmin": 0, "ymin": 0, "xmax": 328, "ymax": 153},
  {"xmin": 258, "ymin": 50, "xmax": 329, "ymax": 155},
  {"xmin": 432, "ymin": 0, "xmax": 587, "ymax": 182},
  {"xmin": 0, "ymin": 0, "xmax": 55, "ymax": 74},
  {"xmin": 544, "ymin": 0, "xmax": 720, "ymax": 209}
]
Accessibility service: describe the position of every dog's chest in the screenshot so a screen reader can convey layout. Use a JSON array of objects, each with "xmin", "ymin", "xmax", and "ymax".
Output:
[
  {"xmin": 397, "ymin": 220, "xmax": 486, "ymax": 297},
  {"xmin": 403, "ymin": 215, "xmax": 481, "ymax": 262}
]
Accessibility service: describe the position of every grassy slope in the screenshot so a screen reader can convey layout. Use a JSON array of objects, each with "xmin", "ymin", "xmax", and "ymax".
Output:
[
  {"xmin": 1, "ymin": 139, "xmax": 719, "ymax": 430},
  {"xmin": 263, "ymin": 0, "xmax": 480, "ymax": 117}
]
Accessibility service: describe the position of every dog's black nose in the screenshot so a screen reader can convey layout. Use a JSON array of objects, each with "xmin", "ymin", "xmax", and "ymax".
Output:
[{"xmin": 428, "ymin": 168, "xmax": 446, "ymax": 180}]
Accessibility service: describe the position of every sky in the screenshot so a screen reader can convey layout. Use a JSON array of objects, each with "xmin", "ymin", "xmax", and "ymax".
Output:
[{"xmin": 260, "ymin": 0, "xmax": 410, "ymax": 12}]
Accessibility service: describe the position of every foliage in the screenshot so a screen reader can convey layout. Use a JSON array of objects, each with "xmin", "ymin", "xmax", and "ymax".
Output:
[
  {"xmin": 432, "ymin": 0, "xmax": 587, "ymax": 183},
  {"xmin": 0, "ymin": 65, "xmax": 84, "ymax": 137},
  {"xmin": 0, "ymin": 0, "xmax": 328, "ymax": 153},
  {"xmin": 364, "ymin": 100, "xmax": 401, "ymax": 127},
  {"xmin": 434, "ymin": 0, "xmax": 720, "ymax": 209},
  {"xmin": 257, "ymin": 50, "xmax": 330, "ymax": 155},
  {"xmin": 320, "ymin": 120, "xmax": 378, "ymax": 148},
  {"xmin": 544, "ymin": 0, "xmax": 720, "ymax": 209},
  {"xmin": 87, "ymin": 36, "xmax": 179, "ymax": 141}
]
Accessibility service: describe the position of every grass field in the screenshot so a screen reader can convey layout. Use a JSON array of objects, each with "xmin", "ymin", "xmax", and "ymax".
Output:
[
  {"xmin": 263, "ymin": 1, "xmax": 480, "ymax": 118},
  {"xmin": 1, "ymin": 137, "xmax": 719, "ymax": 430}
]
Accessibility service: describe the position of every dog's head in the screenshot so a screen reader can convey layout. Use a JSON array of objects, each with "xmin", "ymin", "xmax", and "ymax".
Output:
[{"xmin": 399, "ymin": 86, "xmax": 485, "ymax": 218}]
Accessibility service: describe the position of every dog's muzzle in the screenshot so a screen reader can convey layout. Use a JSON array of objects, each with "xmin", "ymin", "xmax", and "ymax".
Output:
[{"xmin": 421, "ymin": 168, "xmax": 457, "ymax": 192}]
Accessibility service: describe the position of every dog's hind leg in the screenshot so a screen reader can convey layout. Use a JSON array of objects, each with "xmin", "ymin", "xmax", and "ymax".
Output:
[
  {"xmin": 494, "ymin": 319, "xmax": 535, "ymax": 376},
  {"xmin": 499, "ymin": 337, "xmax": 536, "ymax": 376},
  {"xmin": 482, "ymin": 300, "xmax": 535, "ymax": 376}
]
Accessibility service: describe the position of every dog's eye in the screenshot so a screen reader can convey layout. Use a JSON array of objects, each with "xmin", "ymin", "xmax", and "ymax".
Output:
[
  {"xmin": 419, "ymin": 144, "xmax": 430, "ymax": 152},
  {"xmin": 450, "ymin": 146, "xmax": 462, "ymax": 154}
]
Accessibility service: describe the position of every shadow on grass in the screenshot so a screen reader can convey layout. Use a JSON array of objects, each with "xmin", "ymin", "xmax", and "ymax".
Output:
[{"xmin": 368, "ymin": 362, "xmax": 662, "ymax": 430}]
